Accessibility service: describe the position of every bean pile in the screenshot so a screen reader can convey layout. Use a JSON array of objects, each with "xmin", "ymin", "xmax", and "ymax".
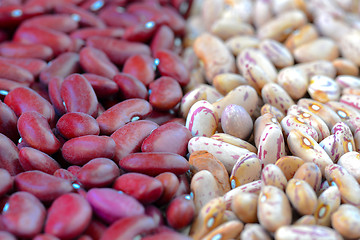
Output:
[{"xmin": 0, "ymin": 0, "xmax": 360, "ymax": 239}]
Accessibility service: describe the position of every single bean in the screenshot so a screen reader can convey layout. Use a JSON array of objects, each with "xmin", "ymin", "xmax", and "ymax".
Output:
[
  {"xmin": 211, "ymin": 133, "xmax": 257, "ymax": 153},
  {"xmin": 21, "ymin": 14, "xmax": 79, "ymax": 33},
  {"xmin": 56, "ymin": 112, "xmax": 100, "ymax": 139},
  {"xmin": 19, "ymin": 147, "xmax": 60, "ymax": 174},
  {"xmin": 277, "ymin": 67, "xmax": 308, "ymax": 100},
  {"xmin": 230, "ymin": 152, "xmax": 261, "ymax": 189},
  {"xmin": 225, "ymin": 35, "xmax": 260, "ymax": 56},
  {"xmin": 338, "ymin": 151, "xmax": 360, "ymax": 183},
  {"xmin": 53, "ymin": 169, "xmax": 76, "ymax": 182},
  {"xmin": 294, "ymin": 215, "xmax": 316, "ymax": 226},
  {"xmin": 294, "ymin": 38, "xmax": 339, "ymax": 63},
  {"xmin": 212, "ymin": 73, "xmax": 248, "ymax": 96},
  {"xmin": 155, "ymin": 172, "xmax": 180, "ymax": 205},
  {"xmin": 286, "ymin": 179, "xmax": 317, "ymax": 215},
  {"xmin": 261, "ymin": 164, "xmax": 288, "ymax": 191},
  {"xmin": 201, "ymin": 220, "xmax": 244, "ymax": 240},
  {"xmin": 122, "ymin": 54, "xmax": 155, "ymax": 86},
  {"xmin": 331, "ymin": 204, "xmax": 360, "ymax": 239},
  {"xmin": 242, "ymin": 63, "xmax": 272, "ymax": 94},
  {"xmin": 284, "ymin": 23, "xmax": 319, "ymax": 53},
  {"xmin": 293, "ymin": 60, "xmax": 336, "ymax": 79},
  {"xmin": 113, "ymin": 73, "xmax": 148, "ymax": 100},
  {"xmin": 275, "ymin": 156, "xmax": 305, "ymax": 181},
  {"xmin": 240, "ymin": 223, "xmax": 271, "ymax": 240},
  {"xmin": 261, "ymin": 83, "xmax": 295, "ymax": 115},
  {"xmin": 166, "ymin": 195, "xmax": 195, "ymax": 230},
  {"xmin": 223, "ymin": 180, "xmax": 262, "ymax": 210},
  {"xmin": 339, "ymin": 29, "xmax": 360, "ymax": 66},
  {"xmin": 211, "ymin": 18, "xmax": 254, "ymax": 40},
  {"xmin": 150, "ymin": 25, "xmax": 175, "ymax": 55},
  {"xmin": 259, "ymin": 39, "xmax": 294, "ymax": 68},
  {"xmin": 332, "ymin": 58, "xmax": 359, "ymax": 76},
  {"xmin": 232, "ymin": 192, "xmax": 258, "ymax": 223},
  {"xmin": 314, "ymin": 186, "xmax": 341, "ymax": 226},
  {"xmin": 0, "ymin": 42, "xmax": 53, "ymax": 60},
  {"xmin": 0, "ymin": 100, "xmax": 19, "ymax": 142},
  {"xmin": 275, "ymin": 225, "xmax": 343, "ymax": 240},
  {"xmin": 70, "ymin": 27, "xmax": 124, "ymax": 40},
  {"xmin": 149, "ymin": 76, "xmax": 183, "ymax": 110},
  {"xmin": 293, "ymin": 162, "xmax": 322, "ymax": 193},
  {"xmin": 221, "ymin": 104, "xmax": 253, "ymax": 140},
  {"xmin": 307, "ymin": 75, "xmax": 340, "ymax": 103}
]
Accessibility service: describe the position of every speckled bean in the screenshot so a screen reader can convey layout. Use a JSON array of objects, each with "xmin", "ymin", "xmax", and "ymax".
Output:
[
  {"xmin": 285, "ymin": 24, "xmax": 319, "ymax": 53},
  {"xmin": 275, "ymin": 225, "xmax": 343, "ymax": 240},
  {"xmin": 240, "ymin": 223, "xmax": 271, "ymax": 240},
  {"xmin": 211, "ymin": 18, "xmax": 254, "ymax": 40},
  {"xmin": 254, "ymin": 113, "xmax": 281, "ymax": 148},
  {"xmin": 307, "ymin": 75, "xmax": 340, "ymax": 103},
  {"xmin": 242, "ymin": 63, "xmax": 271, "ymax": 94},
  {"xmin": 221, "ymin": 104, "xmax": 253, "ymax": 140},
  {"xmin": 275, "ymin": 156, "xmax": 305, "ymax": 181},
  {"xmin": 280, "ymin": 115, "xmax": 319, "ymax": 142},
  {"xmin": 331, "ymin": 204, "xmax": 360, "ymax": 239},
  {"xmin": 201, "ymin": 220, "xmax": 244, "ymax": 240},
  {"xmin": 230, "ymin": 152, "xmax": 261, "ymax": 189},
  {"xmin": 293, "ymin": 215, "xmax": 316, "ymax": 226},
  {"xmin": 294, "ymin": 38, "xmax": 339, "ymax": 63},
  {"xmin": 293, "ymin": 162, "xmax": 322, "ymax": 193},
  {"xmin": 261, "ymin": 164, "xmax": 288, "ymax": 191},
  {"xmin": 286, "ymin": 179, "xmax": 317, "ymax": 215},
  {"xmin": 261, "ymin": 83, "xmax": 295, "ymax": 115},
  {"xmin": 259, "ymin": 39, "xmax": 294, "ymax": 68},
  {"xmin": 211, "ymin": 133, "xmax": 257, "ymax": 153},
  {"xmin": 212, "ymin": 73, "xmax": 248, "ymax": 96},
  {"xmin": 338, "ymin": 151, "xmax": 360, "ymax": 183},
  {"xmin": 339, "ymin": 30, "xmax": 360, "ymax": 66},
  {"xmin": 277, "ymin": 67, "xmax": 308, "ymax": 100},
  {"xmin": 293, "ymin": 60, "xmax": 336, "ymax": 79},
  {"xmin": 225, "ymin": 36, "xmax": 260, "ymax": 56},
  {"xmin": 314, "ymin": 186, "xmax": 341, "ymax": 226}
]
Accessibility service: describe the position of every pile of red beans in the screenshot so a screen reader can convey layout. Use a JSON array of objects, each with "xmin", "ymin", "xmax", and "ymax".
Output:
[{"xmin": 0, "ymin": 0, "xmax": 196, "ymax": 239}]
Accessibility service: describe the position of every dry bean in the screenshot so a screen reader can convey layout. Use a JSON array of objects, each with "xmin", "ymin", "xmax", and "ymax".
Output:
[
  {"xmin": 221, "ymin": 104, "xmax": 253, "ymax": 140},
  {"xmin": 211, "ymin": 133, "xmax": 257, "ymax": 153},
  {"xmin": 166, "ymin": 195, "xmax": 195, "ymax": 230},
  {"xmin": 275, "ymin": 156, "xmax": 305, "ymax": 181},
  {"xmin": 293, "ymin": 215, "xmax": 316, "ymax": 226},
  {"xmin": 281, "ymin": 115, "xmax": 319, "ymax": 142},
  {"xmin": 261, "ymin": 164, "xmax": 288, "ymax": 191},
  {"xmin": 232, "ymin": 192, "xmax": 258, "ymax": 223},
  {"xmin": 259, "ymin": 39, "xmax": 294, "ymax": 68},
  {"xmin": 339, "ymin": 29, "xmax": 360, "ymax": 66},
  {"xmin": 242, "ymin": 63, "xmax": 271, "ymax": 94},
  {"xmin": 293, "ymin": 60, "xmax": 336, "ymax": 79},
  {"xmin": 294, "ymin": 38, "xmax": 339, "ymax": 63},
  {"xmin": 212, "ymin": 73, "xmax": 248, "ymax": 95},
  {"xmin": 230, "ymin": 152, "xmax": 261, "ymax": 189},
  {"xmin": 331, "ymin": 204, "xmax": 360, "ymax": 239},
  {"xmin": 293, "ymin": 162, "xmax": 322, "ymax": 193},
  {"xmin": 338, "ymin": 151, "xmax": 360, "ymax": 183},
  {"xmin": 210, "ymin": 18, "xmax": 254, "ymax": 40},
  {"xmin": 261, "ymin": 83, "xmax": 295, "ymax": 115},
  {"xmin": 285, "ymin": 23, "xmax": 319, "ymax": 52},
  {"xmin": 286, "ymin": 179, "xmax": 317, "ymax": 215},
  {"xmin": 240, "ymin": 223, "xmax": 271, "ymax": 240},
  {"xmin": 201, "ymin": 220, "xmax": 244, "ymax": 240},
  {"xmin": 275, "ymin": 225, "xmax": 343, "ymax": 240},
  {"xmin": 223, "ymin": 180, "xmax": 262, "ymax": 210},
  {"xmin": 225, "ymin": 36, "xmax": 260, "ymax": 56},
  {"xmin": 277, "ymin": 67, "xmax": 308, "ymax": 100},
  {"xmin": 307, "ymin": 75, "xmax": 341, "ymax": 103},
  {"xmin": 254, "ymin": 113, "xmax": 281, "ymax": 148},
  {"xmin": 314, "ymin": 186, "xmax": 341, "ymax": 226},
  {"xmin": 332, "ymin": 58, "xmax": 359, "ymax": 76}
]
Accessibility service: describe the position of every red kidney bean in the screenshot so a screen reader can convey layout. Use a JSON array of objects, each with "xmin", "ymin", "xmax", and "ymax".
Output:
[
  {"xmin": 145, "ymin": 205, "xmax": 164, "ymax": 226},
  {"xmin": 0, "ymin": 79, "xmax": 28, "ymax": 100},
  {"xmin": 48, "ymin": 76, "xmax": 66, "ymax": 116},
  {"xmin": 123, "ymin": 20, "xmax": 158, "ymax": 42},
  {"xmin": 54, "ymin": 3, "xmax": 106, "ymax": 29},
  {"xmin": 79, "ymin": 0, "xmax": 107, "ymax": 12},
  {"xmin": 155, "ymin": 49, "xmax": 190, "ymax": 86},
  {"xmin": 0, "ymin": 100, "xmax": 19, "ymax": 142},
  {"xmin": 70, "ymin": 27, "xmax": 124, "ymax": 40},
  {"xmin": 0, "ymin": 169, "xmax": 13, "ymax": 197},
  {"xmin": 150, "ymin": 25, "xmax": 175, "ymax": 55},
  {"xmin": 155, "ymin": 172, "xmax": 180, "ymax": 205},
  {"xmin": 77, "ymin": 158, "xmax": 120, "ymax": 188},
  {"xmin": 56, "ymin": 112, "xmax": 100, "ymax": 139},
  {"xmin": 19, "ymin": 147, "xmax": 60, "ymax": 174},
  {"xmin": 0, "ymin": 231, "xmax": 16, "ymax": 240},
  {"xmin": 53, "ymin": 169, "xmax": 76, "ymax": 182},
  {"xmin": 5, "ymin": 86, "xmax": 55, "ymax": 124},
  {"xmin": 86, "ymin": 36, "xmax": 151, "ymax": 65},
  {"xmin": 144, "ymin": 109, "xmax": 178, "ymax": 125},
  {"xmin": 80, "ymin": 46, "xmax": 119, "ymax": 79},
  {"xmin": 14, "ymin": 170, "xmax": 74, "ymax": 202},
  {"xmin": 0, "ymin": 5, "xmax": 45, "ymax": 29},
  {"xmin": 62, "ymin": 135, "xmax": 116, "ymax": 165},
  {"xmin": 0, "ymin": 61, "xmax": 34, "ymax": 84},
  {"xmin": 45, "ymin": 193, "xmax": 92, "ymax": 239},
  {"xmin": 14, "ymin": 26, "xmax": 74, "ymax": 56},
  {"xmin": 86, "ymin": 188, "xmax": 145, "ymax": 224},
  {"xmin": 100, "ymin": 215, "xmax": 157, "ymax": 240},
  {"xmin": 83, "ymin": 73, "xmax": 119, "ymax": 98},
  {"xmin": 33, "ymin": 234, "xmax": 60, "ymax": 240},
  {"xmin": 119, "ymin": 152, "xmax": 190, "ymax": 176},
  {"xmin": 113, "ymin": 73, "xmax": 148, "ymax": 100},
  {"xmin": 39, "ymin": 52, "xmax": 80, "ymax": 85},
  {"xmin": 111, "ymin": 120, "xmax": 158, "ymax": 161},
  {"xmin": 113, "ymin": 173, "xmax": 164, "ymax": 204},
  {"xmin": 67, "ymin": 165, "xmax": 81, "ymax": 175},
  {"xmin": 0, "ymin": 133, "xmax": 22, "ymax": 176},
  {"xmin": 97, "ymin": 98, "xmax": 153, "ymax": 135},
  {"xmin": 2, "ymin": 191, "xmax": 46, "ymax": 238},
  {"xmin": 164, "ymin": 117, "xmax": 186, "ymax": 125},
  {"xmin": 143, "ymin": 232, "xmax": 192, "ymax": 240},
  {"xmin": 98, "ymin": 6, "xmax": 140, "ymax": 28},
  {"xmin": 21, "ymin": 14, "xmax": 79, "ymax": 33},
  {"xmin": 0, "ymin": 42, "xmax": 53, "ymax": 60},
  {"xmin": 17, "ymin": 111, "xmax": 60, "ymax": 155},
  {"xmin": 174, "ymin": 174, "xmax": 190, "ymax": 197},
  {"xmin": 84, "ymin": 219, "xmax": 107, "ymax": 240},
  {"xmin": 141, "ymin": 122, "xmax": 192, "ymax": 156},
  {"xmin": 149, "ymin": 76, "xmax": 183, "ymax": 110},
  {"xmin": 166, "ymin": 194, "xmax": 195, "ymax": 230},
  {"xmin": 61, "ymin": 73, "xmax": 98, "ymax": 117},
  {"xmin": 122, "ymin": 54, "xmax": 155, "ymax": 86},
  {"xmin": 127, "ymin": 3, "xmax": 169, "ymax": 26},
  {"xmin": 24, "ymin": 0, "xmax": 83, "ymax": 12},
  {"xmin": 0, "ymin": 57, "xmax": 47, "ymax": 78}
]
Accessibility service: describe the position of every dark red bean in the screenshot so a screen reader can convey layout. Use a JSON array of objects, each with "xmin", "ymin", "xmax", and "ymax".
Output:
[
  {"xmin": 155, "ymin": 172, "xmax": 180, "ymax": 205},
  {"xmin": 0, "ymin": 42, "xmax": 53, "ymax": 60},
  {"xmin": 100, "ymin": 215, "xmax": 157, "ymax": 240},
  {"xmin": 56, "ymin": 112, "xmax": 100, "ymax": 139},
  {"xmin": 0, "ymin": 79, "xmax": 28, "ymax": 99},
  {"xmin": 86, "ymin": 36, "xmax": 151, "ymax": 65},
  {"xmin": 0, "ymin": 133, "xmax": 22, "ymax": 176},
  {"xmin": 33, "ymin": 234, "xmax": 60, "ymax": 240},
  {"xmin": 21, "ymin": 14, "xmax": 79, "ymax": 33},
  {"xmin": 122, "ymin": 54, "xmax": 155, "ymax": 86},
  {"xmin": 0, "ymin": 231, "xmax": 16, "ymax": 240},
  {"xmin": 86, "ymin": 188, "xmax": 145, "ymax": 224},
  {"xmin": 113, "ymin": 173, "xmax": 163, "ymax": 204},
  {"xmin": 14, "ymin": 170, "xmax": 74, "ymax": 202},
  {"xmin": 150, "ymin": 25, "xmax": 175, "ymax": 55},
  {"xmin": 113, "ymin": 73, "xmax": 148, "ymax": 100},
  {"xmin": 83, "ymin": 73, "xmax": 119, "ymax": 98},
  {"xmin": 0, "ymin": 57, "xmax": 47, "ymax": 78},
  {"xmin": 127, "ymin": 3, "xmax": 169, "ymax": 26},
  {"xmin": 141, "ymin": 122, "xmax": 192, "ymax": 156},
  {"xmin": 17, "ymin": 111, "xmax": 60, "ymax": 155},
  {"xmin": 98, "ymin": 6, "xmax": 140, "ymax": 28},
  {"xmin": 143, "ymin": 232, "xmax": 192, "ymax": 240},
  {"xmin": 155, "ymin": 49, "xmax": 190, "ymax": 86},
  {"xmin": 0, "ymin": 61, "xmax": 34, "ymax": 84},
  {"xmin": 0, "ymin": 5, "xmax": 45, "ymax": 29},
  {"xmin": 45, "ymin": 193, "xmax": 92, "ymax": 239},
  {"xmin": 144, "ymin": 109, "xmax": 178, "ymax": 125},
  {"xmin": 166, "ymin": 194, "xmax": 195, "ymax": 229},
  {"xmin": 19, "ymin": 147, "xmax": 60, "ymax": 174},
  {"xmin": 5, "ymin": 86, "xmax": 55, "ymax": 124},
  {"xmin": 0, "ymin": 100, "xmax": 19, "ymax": 142},
  {"xmin": 39, "ymin": 52, "xmax": 80, "ymax": 85},
  {"xmin": 77, "ymin": 158, "xmax": 120, "ymax": 188},
  {"xmin": 70, "ymin": 27, "xmax": 124, "ymax": 40},
  {"xmin": 79, "ymin": 46, "xmax": 119, "ymax": 79},
  {"xmin": 162, "ymin": 6, "xmax": 186, "ymax": 35},
  {"xmin": 48, "ymin": 76, "xmax": 66, "ymax": 116},
  {"xmin": 61, "ymin": 135, "xmax": 116, "ymax": 165},
  {"xmin": 149, "ymin": 76, "xmax": 183, "ymax": 110},
  {"xmin": 53, "ymin": 169, "xmax": 76, "ymax": 182},
  {"xmin": 25, "ymin": 0, "xmax": 83, "ymax": 12},
  {"xmin": 83, "ymin": 219, "xmax": 107, "ymax": 240},
  {"xmin": 97, "ymin": 98, "xmax": 153, "ymax": 135},
  {"xmin": 123, "ymin": 21, "xmax": 158, "ymax": 42},
  {"xmin": 145, "ymin": 205, "xmax": 164, "ymax": 226},
  {"xmin": 2, "ymin": 191, "xmax": 46, "ymax": 238},
  {"xmin": 119, "ymin": 152, "xmax": 190, "ymax": 176},
  {"xmin": 60, "ymin": 73, "xmax": 98, "ymax": 117},
  {"xmin": 0, "ymin": 169, "xmax": 13, "ymax": 198}
]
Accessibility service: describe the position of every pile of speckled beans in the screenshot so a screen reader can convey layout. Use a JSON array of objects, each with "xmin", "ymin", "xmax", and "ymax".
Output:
[{"xmin": 0, "ymin": 0, "xmax": 360, "ymax": 239}]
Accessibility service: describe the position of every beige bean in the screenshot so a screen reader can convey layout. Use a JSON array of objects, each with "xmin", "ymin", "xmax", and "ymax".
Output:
[
  {"xmin": 293, "ymin": 60, "xmax": 336, "ymax": 79},
  {"xmin": 188, "ymin": 136, "xmax": 250, "ymax": 173},
  {"xmin": 331, "ymin": 204, "xmax": 360, "ymax": 239},
  {"xmin": 293, "ymin": 215, "xmax": 316, "ymax": 226},
  {"xmin": 272, "ymin": 0, "xmax": 309, "ymax": 15},
  {"xmin": 275, "ymin": 156, "xmax": 305, "ymax": 181},
  {"xmin": 325, "ymin": 164, "xmax": 360, "ymax": 207},
  {"xmin": 221, "ymin": 104, "xmax": 253, "ymax": 140},
  {"xmin": 223, "ymin": 180, "xmax": 262, "ymax": 210},
  {"xmin": 212, "ymin": 73, "xmax": 248, "ymax": 96},
  {"xmin": 257, "ymin": 10, "xmax": 307, "ymax": 42},
  {"xmin": 230, "ymin": 152, "xmax": 261, "ymax": 189},
  {"xmin": 193, "ymin": 33, "xmax": 236, "ymax": 83},
  {"xmin": 223, "ymin": 209, "xmax": 238, "ymax": 222},
  {"xmin": 275, "ymin": 225, "xmax": 344, "ymax": 240},
  {"xmin": 285, "ymin": 24, "xmax": 319, "ymax": 53},
  {"xmin": 222, "ymin": 0, "xmax": 253, "ymax": 23},
  {"xmin": 260, "ymin": 104, "xmax": 285, "ymax": 122},
  {"xmin": 342, "ymin": 87, "xmax": 360, "ymax": 96},
  {"xmin": 281, "ymin": 115, "xmax": 319, "ymax": 142},
  {"xmin": 338, "ymin": 151, "xmax": 360, "ymax": 183},
  {"xmin": 261, "ymin": 164, "xmax": 288, "ymax": 191},
  {"xmin": 211, "ymin": 133, "xmax": 257, "ymax": 153},
  {"xmin": 286, "ymin": 179, "xmax": 317, "ymax": 215},
  {"xmin": 242, "ymin": 63, "xmax": 272, "ymax": 94},
  {"xmin": 201, "ymin": 220, "xmax": 244, "ymax": 240},
  {"xmin": 314, "ymin": 12, "xmax": 351, "ymax": 42},
  {"xmin": 225, "ymin": 36, "xmax": 260, "ymax": 56},
  {"xmin": 294, "ymin": 38, "xmax": 339, "ymax": 63},
  {"xmin": 259, "ymin": 39, "xmax": 294, "ymax": 68},
  {"xmin": 184, "ymin": 67, "xmax": 207, "ymax": 93},
  {"xmin": 257, "ymin": 185, "xmax": 292, "ymax": 232},
  {"xmin": 252, "ymin": 0, "xmax": 273, "ymax": 28},
  {"xmin": 314, "ymin": 186, "xmax": 341, "ymax": 226},
  {"xmin": 335, "ymin": 75, "xmax": 360, "ymax": 89},
  {"xmin": 211, "ymin": 18, "xmax": 254, "ymax": 41},
  {"xmin": 232, "ymin": 192, "xmax": 258, "ymax": 223},
  {"xmin": 339, "ymin": 29, "xmax": 360, "ymax": 66},
  {"xmin": 307, "ymin": 75, "xmax": 341, "ymax": 103},
  {"xmin": 277, "ymin": 67, "xmax": 308, "ymax": 100},
  {"xmin": 333, "ymin": 59, "xmax": 359, "ymax": 76},
  {"xmin": 340, "ymin": 94, "xmax": 360, "ymax": 111},
  {"xmin": 293, "ymin": 162, "xmax": 322, "ymax": 193},
  {"xmin": 186, "ymin": 100, "xmax": 219, "ymax": 137},
  {"xmin": 261, "ymin": 83, "xmax": 295, "ymax": 115},
  {"xmin": 355, "ymin": 128, "xmax": 360, "ymax": 152},
  {"xmin": 180, "ymin": 88, "xmax": 208, "ymax": 118},
  {"xmin": 240, "ymin": 223, "xmax": 272, "ymax": 240},
  {"xmin": 201, "ymin": 0, "xmax": 224, "ymax": 31}
]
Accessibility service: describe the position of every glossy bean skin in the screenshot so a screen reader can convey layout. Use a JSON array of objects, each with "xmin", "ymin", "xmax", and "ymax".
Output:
[
  {"xmin": 230, "ymin": 152, "xmax": 262, "ymax": 189},
  {"xmin": 70, "ymin": 27, "xmax": 124, "ymax": 41},
  {"xmin": 21, "ymin": 14, "xmax": 78, "ymax": 33},
  {"xmin": 14, "ymin": 170, "xmax": 73, "ymax": 202},
  {"xmin": 293, "ymin": 162, "xmax": 322, "ymax": 193},
  {"xmin": 0, "ymin": 42, "xmax": 53, "ymax": 60},
  {"xmin": 53, "ymin": 169, "xmax": 76, "ymax": 182},
  {"xmin": 211, "ymin": 133, "xmax": 257, "ymax": 153},
  {"xmin": 56, "ymin": 112, "xmax": 100, "ymax": 139},
  {"xmin": 286, "ymin": 179, "xmax": 317, "ymax": 215},
  {"xmin": 0, "ymin": 61, "xmax": 34, "ymax": 84},
  {"xmin": 141, "ymin": 122, "xmax": 192, "ymax": 156},
  {"xmin": 281, "ymin": 115, "xmax": 319, "ymax": 142},
  {"xmin": 0, "ymin": 56, "xmax": 47, "ymax": 78},
  {"xmin": 314, "ymin": 186, "xmax": 341, "ymax": 226},
  {"xmin": 232, "ymin": 192, "xmax": 258, "ymax": 223},
  {"xmin": 275, "ymin": 225, "xmax": 343, "ymax": 240},
  {"xmin": 150, "ymin": 25, "xmax": 175, "ymax": 55},
  {"xmin": 97, "ymin": 99, "xmax": 153, "ymax": 135},
  {"xmin": 331, "ymin": 204, "xmax": 360, "ymax": 239},
  {"xmin": 122, "ymin": 54, "xmax": 155, "ymax": 86},
  {"xmin": 142, "ymin": 232, "xmax": 191, "ymax": 240},
  {"xmin": 166, "ymin": 195, "xmax": 195, "ymax": 230},
  {"xmin": 61, "ymin": 135, "xmax": 116, "ymax": 165},
  {"xmin": 111, "ymin": 120, "xmax": 158, "ymax": 162},
  {"xmin": 77, "ymin": 158, "xmax": 120, "ymax": 189},
  {"xmin": 17, "ymin": 111, "xmax": 60, "ymax": 155},
  {"xmin": 0, "ymin": 133, "xmax": 23, "ymax": 176},
  {"xmin": 275, "ymin": 156, "xmax": 305, "ymax": 181},
  {"xmin": 202, "ymin": 220, "xmax": 244, "ymax": 240},
  {"xmin": 19, "ymin": 147, "xmax": 60, "ymax": 174},
  {"xmin": 82, "ymin": 73, "xmax": 119, "ymax": 98},
  {"xmin": 100, "ymin": 215, "xmax": 157, "ymax": 240},
  {"xmin": 221, "ymin": 104, "xmax": 253, "ymax": 140},
  {"xmin": 113, "ymin": 173, "xmax": 163, "ymax": 204},
  {"xmin": 223, "ymin": 180, "xmax": 262, "ymax": 210},
  {"xmin": 2, "ymin": 191, "xmax": 46, "ymax": 238},
  {"xmin": 5, "ymin": 86, "xmax": 55, "ymax": 124},
  {"xmin": 119, "ymin": 152, "xmax": 190, "ymax": 176},
  {"xmin": 113, "ymin": 73, "xmax": 148, "ymax": 100},
  {"xmin": 0, "ymin": 169, "xmax": 13, "ymax": 197},
  {"xmin": 45, "ymin": 193, "xmax": 92, "ymax": 239},
  {"xmin": 149, "ymin": 76, "xmax": 183, "ymax": 110},
  {"xmin": 261, "ymin": 83, "xmax": 295, "ymax": 115},
  {"xmin": 61, "ymin": 73, "xmax": 98, "ymax": 118}
]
